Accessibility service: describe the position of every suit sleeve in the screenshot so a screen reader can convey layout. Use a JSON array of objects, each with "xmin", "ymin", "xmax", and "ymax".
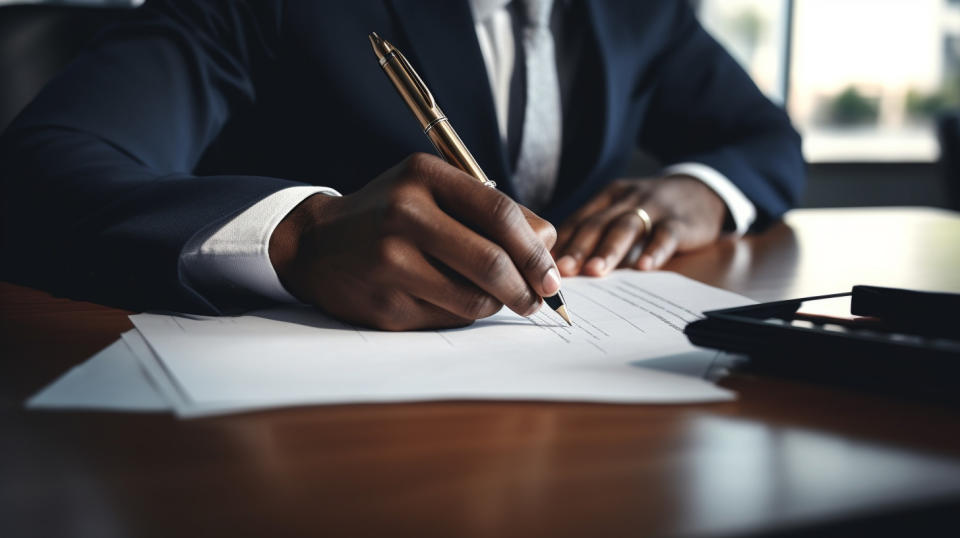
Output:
[
  {"xmin": 636, "ymin": 1, "xmax": 805, "ymax": 229},
  {"xmin": 0, "ymin": 0, "xmax": 303, "ymax": 313}
]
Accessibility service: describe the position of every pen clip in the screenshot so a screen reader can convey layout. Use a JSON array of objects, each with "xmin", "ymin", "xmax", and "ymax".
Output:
[{"xmin": 392, "ymin": 49, "xmax": 437, "ymax": 110}]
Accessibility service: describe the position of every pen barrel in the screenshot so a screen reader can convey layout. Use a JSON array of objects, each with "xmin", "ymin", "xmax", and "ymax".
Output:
[
  {"xmin": 378, "ymin": 48, "xmax": 492, "ymax": 186},
  {"xmin": 380, "ymin": 53, "xmax": 442, "ymax": 127},
  {"xmin": 425, "ymin": 118, "xmax": 491, "ymax": 185}
]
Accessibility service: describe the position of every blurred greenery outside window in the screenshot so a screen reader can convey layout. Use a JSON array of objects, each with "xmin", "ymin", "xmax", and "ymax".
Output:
[{"xmin": 698, "ymin": 0, "xmax": 960, "ymax": 163}]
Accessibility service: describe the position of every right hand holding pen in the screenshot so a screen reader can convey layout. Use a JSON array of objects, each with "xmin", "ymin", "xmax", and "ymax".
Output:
[{"xmin": 269, "ymin": 153, "xmax": 561, "ymax": 330}]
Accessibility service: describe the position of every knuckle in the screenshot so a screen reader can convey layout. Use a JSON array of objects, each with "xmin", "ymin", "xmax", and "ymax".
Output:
[
  {"xmin": 382, "ymin": 194, "xmax": 420, "ymax": 229},
  {"xmin": 519, "ymin": 242, "xmax": 549, "ymax": 275},
  {"xmin": 462, "ymin": 292, "xmax": 500, "ymax": 319},
  {"xmin": 477, "ymin": 245, "xmax": 511, "ymax": 281},
  {"xmin": 533, "ymin": 220, "xmax": 558, "ymax": 249},
  {"xmin": 374, "ymin": 236, "xmax": 407, "ymax": 270},
  {"xmin": 403, "ymin": 152, "xmax": 441, "ymax": 183},
  {"xmin": 404, "ymin": 152, "xmax": 431, "ymax": 171},
  {"xmin": 487, "ymin": 194, "xmax": 522, "ymax": 233},
  {"xmin": 508, "ymin": 287, "xmax": 534, "ymax": 312}
]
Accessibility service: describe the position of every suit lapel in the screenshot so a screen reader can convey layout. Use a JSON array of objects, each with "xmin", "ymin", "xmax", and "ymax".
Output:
[
  {"xmin": 386, "ymin": 0, "xmax": 514, "ymax": 197},
  {"xmin": 548, "ymin": 0, "xmax": 616, "ymax": 221}
]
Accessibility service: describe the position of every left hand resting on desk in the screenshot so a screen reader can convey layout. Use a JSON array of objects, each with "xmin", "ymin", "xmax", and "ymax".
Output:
[{"xmin": 552, "ymin": 175, "xmax": 726, "ymax": 276}]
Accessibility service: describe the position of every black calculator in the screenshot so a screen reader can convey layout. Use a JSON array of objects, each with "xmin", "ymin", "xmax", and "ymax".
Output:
[{"xmin": 684, "ymin": 286, "xmax": 960, "ymax": 401}]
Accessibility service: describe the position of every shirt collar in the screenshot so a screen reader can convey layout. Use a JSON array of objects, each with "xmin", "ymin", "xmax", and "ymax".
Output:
[
  {"xmin": 470, "ymin": 0, "xmax": 571, "ymax": 25},
  {"xmin": 470, "ymin": 0, "xmax": 512, "ymax": 24}
]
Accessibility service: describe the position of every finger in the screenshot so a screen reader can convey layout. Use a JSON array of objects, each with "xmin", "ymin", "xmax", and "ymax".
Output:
[
  {"xmin": 409, "ymin": 299, "xmax": 478, "ymax": 330},
  {"xmin": 620, "ymin": 241, "xmax": 646, "ymax": 269},
  {"xmin": 554, "ymin": 202, "xmax": 636, "ymax": 276},
  {"xmin": 427, "ymin": 172, "xmax": 561, "ymax": 302},
  {"xmin": 388, "ymin": 242, "xmax": 504, "ymax": 321},
  {"xmin": 554, "ymin": 214, "xmax": 611, "ymax": 276},
  {"xmin": 406, "ymin": 203, "xmax": 544, "ymax": 317},
  {"xmin": 554, "ymin": 190, "xmax": 619, "ymax": 256},
  {"xmin": 635, "ymin": 221, "xmax": 680, "ymax": 271},
  {"xmin": 580, "ymin": 211, "xmax": 644, "ymax": 277},
  {"xmin": 563, "ymin": 188, "xmax": 619, "ymax": 227},
  {"xmin": 519, "ymin": 205, "xmax": 558, "ymax": 251},
  {"xmin": 368, "ymin": 290, "xmax": 474, "ymax": 331}
]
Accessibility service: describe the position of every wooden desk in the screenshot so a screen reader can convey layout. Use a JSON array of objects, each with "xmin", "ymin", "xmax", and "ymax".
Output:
[{"xmin": 3, "ymin": 207, "xmax": 960, "ymax": 537}]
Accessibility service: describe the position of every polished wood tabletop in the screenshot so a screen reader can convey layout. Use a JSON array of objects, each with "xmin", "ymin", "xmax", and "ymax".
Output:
[{"xmin": 3, "ymin": 207, "xmax": 960, "ymax": 537}]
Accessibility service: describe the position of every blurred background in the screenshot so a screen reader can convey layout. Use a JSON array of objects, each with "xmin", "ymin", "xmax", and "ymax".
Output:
[
  {"xmin": 1, "ymin": 0, "xmax": 958, "ymax": 211},
  {"xmin": 695, "ymin": 0, "xmax": 960, "ymax": 210}
]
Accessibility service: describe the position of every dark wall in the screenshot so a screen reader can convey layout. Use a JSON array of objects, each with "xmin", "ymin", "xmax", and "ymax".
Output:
[
  {"xmin": 628, "ymin": 151, "xmax": 950, "ymax": 210},
  {"xmin": 803, "ymin": 162, "xmax": 947, "ymax": 209}
]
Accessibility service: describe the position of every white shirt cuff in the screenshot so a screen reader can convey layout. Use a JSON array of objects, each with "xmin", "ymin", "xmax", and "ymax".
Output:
[
  {"xmin": 662, "ymin": 162, "xmax": 757, "ymax": 235},
  {"xmin": 180, "ymin": 186, "xmax": 341, "ymax": 304}
]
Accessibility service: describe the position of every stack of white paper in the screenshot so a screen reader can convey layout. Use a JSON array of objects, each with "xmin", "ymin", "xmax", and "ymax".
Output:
[{"xmin": 28, "ymin": 271, "xmax": 753, "ymax": 418}]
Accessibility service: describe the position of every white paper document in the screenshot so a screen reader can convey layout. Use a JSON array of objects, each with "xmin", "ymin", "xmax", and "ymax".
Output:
[
  {"xmin": 124, "ymin": 271, "xmax": 753, "ymax": 417},
  {"xmin": 26, "ymin": 336, "xmax": 168, "ymax": 412}
]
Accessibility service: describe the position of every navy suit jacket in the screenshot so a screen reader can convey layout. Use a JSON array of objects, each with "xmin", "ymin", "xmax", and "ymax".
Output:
[{"xmin": 1, "ymin": 0, "xmax": 804, "ymax": 313}]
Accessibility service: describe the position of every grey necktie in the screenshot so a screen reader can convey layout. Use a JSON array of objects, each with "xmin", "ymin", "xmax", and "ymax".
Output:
[{"xmin": 514, "ymin": 0, "xmax": 561, "ymax": 211}]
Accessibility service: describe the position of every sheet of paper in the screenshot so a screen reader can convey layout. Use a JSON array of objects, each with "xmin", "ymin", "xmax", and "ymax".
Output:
[
  {"xmin": 122, "ymin": 327, "xmax": 735, "ymax": 418},
  {"xmin": 26, "ymin": 336, "xmax": 169, "ymax": 412},
  {"xmin": 130, "ymin": 272, "xmax": 753, "ymax": 417},
  {"xmin": 122, "ymin": 330, "xmax": 282, "ymax": 417}
]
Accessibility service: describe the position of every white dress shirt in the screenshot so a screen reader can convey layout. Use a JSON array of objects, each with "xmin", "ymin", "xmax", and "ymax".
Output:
[{"xmin": 181, "ymin": 0, "xmax": 757, "ymax": 304}]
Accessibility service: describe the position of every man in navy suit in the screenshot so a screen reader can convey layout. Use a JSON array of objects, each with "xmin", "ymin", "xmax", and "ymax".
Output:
[{"xmin": 0, "ymin": 0, "xmax": 803, "ymax": 329}]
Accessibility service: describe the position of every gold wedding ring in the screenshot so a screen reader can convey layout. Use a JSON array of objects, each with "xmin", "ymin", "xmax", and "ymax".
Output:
[{"xmin": 636, "ymin": 208, "xmax": 652, "ymax": 236}]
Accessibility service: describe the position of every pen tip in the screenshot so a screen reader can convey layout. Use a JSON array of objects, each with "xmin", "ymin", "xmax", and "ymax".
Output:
[
  {"xmin": 556, "ymin": 305, "xmax": 572, "ymax": 326},
  {"xmin": 368, "ymin": 32, "xmax": 393, "ymax": 60}
]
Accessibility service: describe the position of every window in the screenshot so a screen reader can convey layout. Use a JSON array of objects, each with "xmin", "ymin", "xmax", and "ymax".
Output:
[
  {"xmin": 699, "ymin": 0, "xmax": 960, "ymax": 163},
  {"xmin": 698, "ymin": 0, "xmax": 792, "ymax": 105}
]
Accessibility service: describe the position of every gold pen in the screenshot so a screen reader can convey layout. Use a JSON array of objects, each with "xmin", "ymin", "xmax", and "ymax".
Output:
[{"xmin": 368, "ymin": 32, "xmax": 571, "ymax": 325}]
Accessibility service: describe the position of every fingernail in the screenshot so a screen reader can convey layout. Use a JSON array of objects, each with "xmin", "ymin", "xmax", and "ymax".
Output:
[
  {"xmin": 639, "ymin": 255, "xmax": 653, "ymax": 271},
  {"xmin": 557, "ymin": 256, "xmax": 576, "ymax": 275},
  {"xmin": 542, "ymin": 267, "xmax": 561, "ymax": 296},
  {"xmin": 585, "ymin": 257, "xmax": 605, "ymax": 274}
]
